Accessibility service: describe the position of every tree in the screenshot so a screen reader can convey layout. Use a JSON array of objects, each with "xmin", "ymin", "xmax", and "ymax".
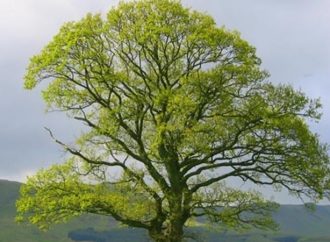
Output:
[{"xmin": 17, "ymin": 0, "xmax": 330, "ymax": 241}]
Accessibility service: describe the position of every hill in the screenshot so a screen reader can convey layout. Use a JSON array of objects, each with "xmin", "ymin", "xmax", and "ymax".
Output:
[
  {"xmin": 0, "ymin": 180, "xmax": 121, "ymax": 242},
  {"xmin": 1, "ymin": 180, "xmax": 330, "ymax": 242}
]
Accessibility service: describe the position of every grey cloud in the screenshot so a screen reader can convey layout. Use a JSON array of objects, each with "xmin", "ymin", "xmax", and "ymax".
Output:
[{"xmin": 184, "ymin": 0, "xmax": 330, "ymax": 82}]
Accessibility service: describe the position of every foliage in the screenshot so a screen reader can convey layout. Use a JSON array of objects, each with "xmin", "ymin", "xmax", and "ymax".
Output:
[
  {"xmin": 18, "ymin": 0, "xmax": 330, "ymax": 241},
  {"xmin": 0, "ymin": 180, "xmax": 113, "ymax": 242}
]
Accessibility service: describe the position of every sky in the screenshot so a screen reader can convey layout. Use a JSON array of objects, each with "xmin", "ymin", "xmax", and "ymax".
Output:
[{"xmin": 0, "ymin": 0, "xmax": 329, "ymax": 204}]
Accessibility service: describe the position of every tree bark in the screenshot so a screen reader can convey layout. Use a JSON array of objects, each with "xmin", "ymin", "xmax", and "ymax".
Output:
[
  {"xmin": 149, "ymin": 222, "xmax": 184, "ymax": 242},
  {"xmin": 149, "ymin": 213, "xmax": 185, "ymax": 242},
  {"xmin": 166, "ymin": 220, "xmax": 184, "ymax": 242}
]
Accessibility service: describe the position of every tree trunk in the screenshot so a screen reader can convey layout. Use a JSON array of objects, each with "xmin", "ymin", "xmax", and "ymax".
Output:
[
  {"xmin": 166, "ymin": 220, "xmax": 184, "ymax": 242},
  {"xmin": 149, "ymin": 220, "xmax": 184, "ymax": 242}
]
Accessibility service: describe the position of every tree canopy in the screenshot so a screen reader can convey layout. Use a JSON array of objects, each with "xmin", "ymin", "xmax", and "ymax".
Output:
[{"xmin": 17, "ymin": 0, "xmax": 330, "ymax": 241}]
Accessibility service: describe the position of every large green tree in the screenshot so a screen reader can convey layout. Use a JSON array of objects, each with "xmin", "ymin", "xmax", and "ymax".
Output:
[{"xmin": 17, "ymin": 0, "xmax": 330, "ymax": 241}]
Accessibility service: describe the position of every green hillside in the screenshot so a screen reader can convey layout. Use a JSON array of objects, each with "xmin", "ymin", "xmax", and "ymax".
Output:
[
  {"xmin": 1, "ymin": 180, "xmax": 330, "ymax": 242},
  {"xmin": 274, "ymin": 205, "xmax": 330, "ymax": 236},
  {"xmin": 0, "ymin": 180, "xmax": 118, "ymax": 242}
]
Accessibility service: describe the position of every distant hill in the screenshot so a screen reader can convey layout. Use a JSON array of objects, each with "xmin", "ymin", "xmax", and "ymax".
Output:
[
  {"xmin": 1, "ymin": 179, "xmax": 330, "ymax": 242},
  {"xmin": 274, "ymin": 204, "xmax": 330, "ymax": 237},
  {"xmin": 0, "ymin": 179, "xmax": 119, "ymax": 242}
]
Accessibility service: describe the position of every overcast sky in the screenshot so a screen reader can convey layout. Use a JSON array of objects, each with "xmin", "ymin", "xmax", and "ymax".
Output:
[{"xmin": 0, "ymin": 0, "xmax": 329, "ymax": 204}]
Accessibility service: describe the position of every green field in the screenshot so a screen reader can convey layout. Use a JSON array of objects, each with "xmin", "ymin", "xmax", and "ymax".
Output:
[{"xmin": 1, "ymin": 180, "xmax": 330, "ymax": 242}]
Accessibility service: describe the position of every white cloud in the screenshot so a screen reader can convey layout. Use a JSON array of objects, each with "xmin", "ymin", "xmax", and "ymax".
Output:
[
  {"xmin": 0, "ymin": 169, "xmax": 35, "ymax": 183},
  {"xmin": 0, "ymin": 0, "xmax": 119, "ymax": 58}
]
